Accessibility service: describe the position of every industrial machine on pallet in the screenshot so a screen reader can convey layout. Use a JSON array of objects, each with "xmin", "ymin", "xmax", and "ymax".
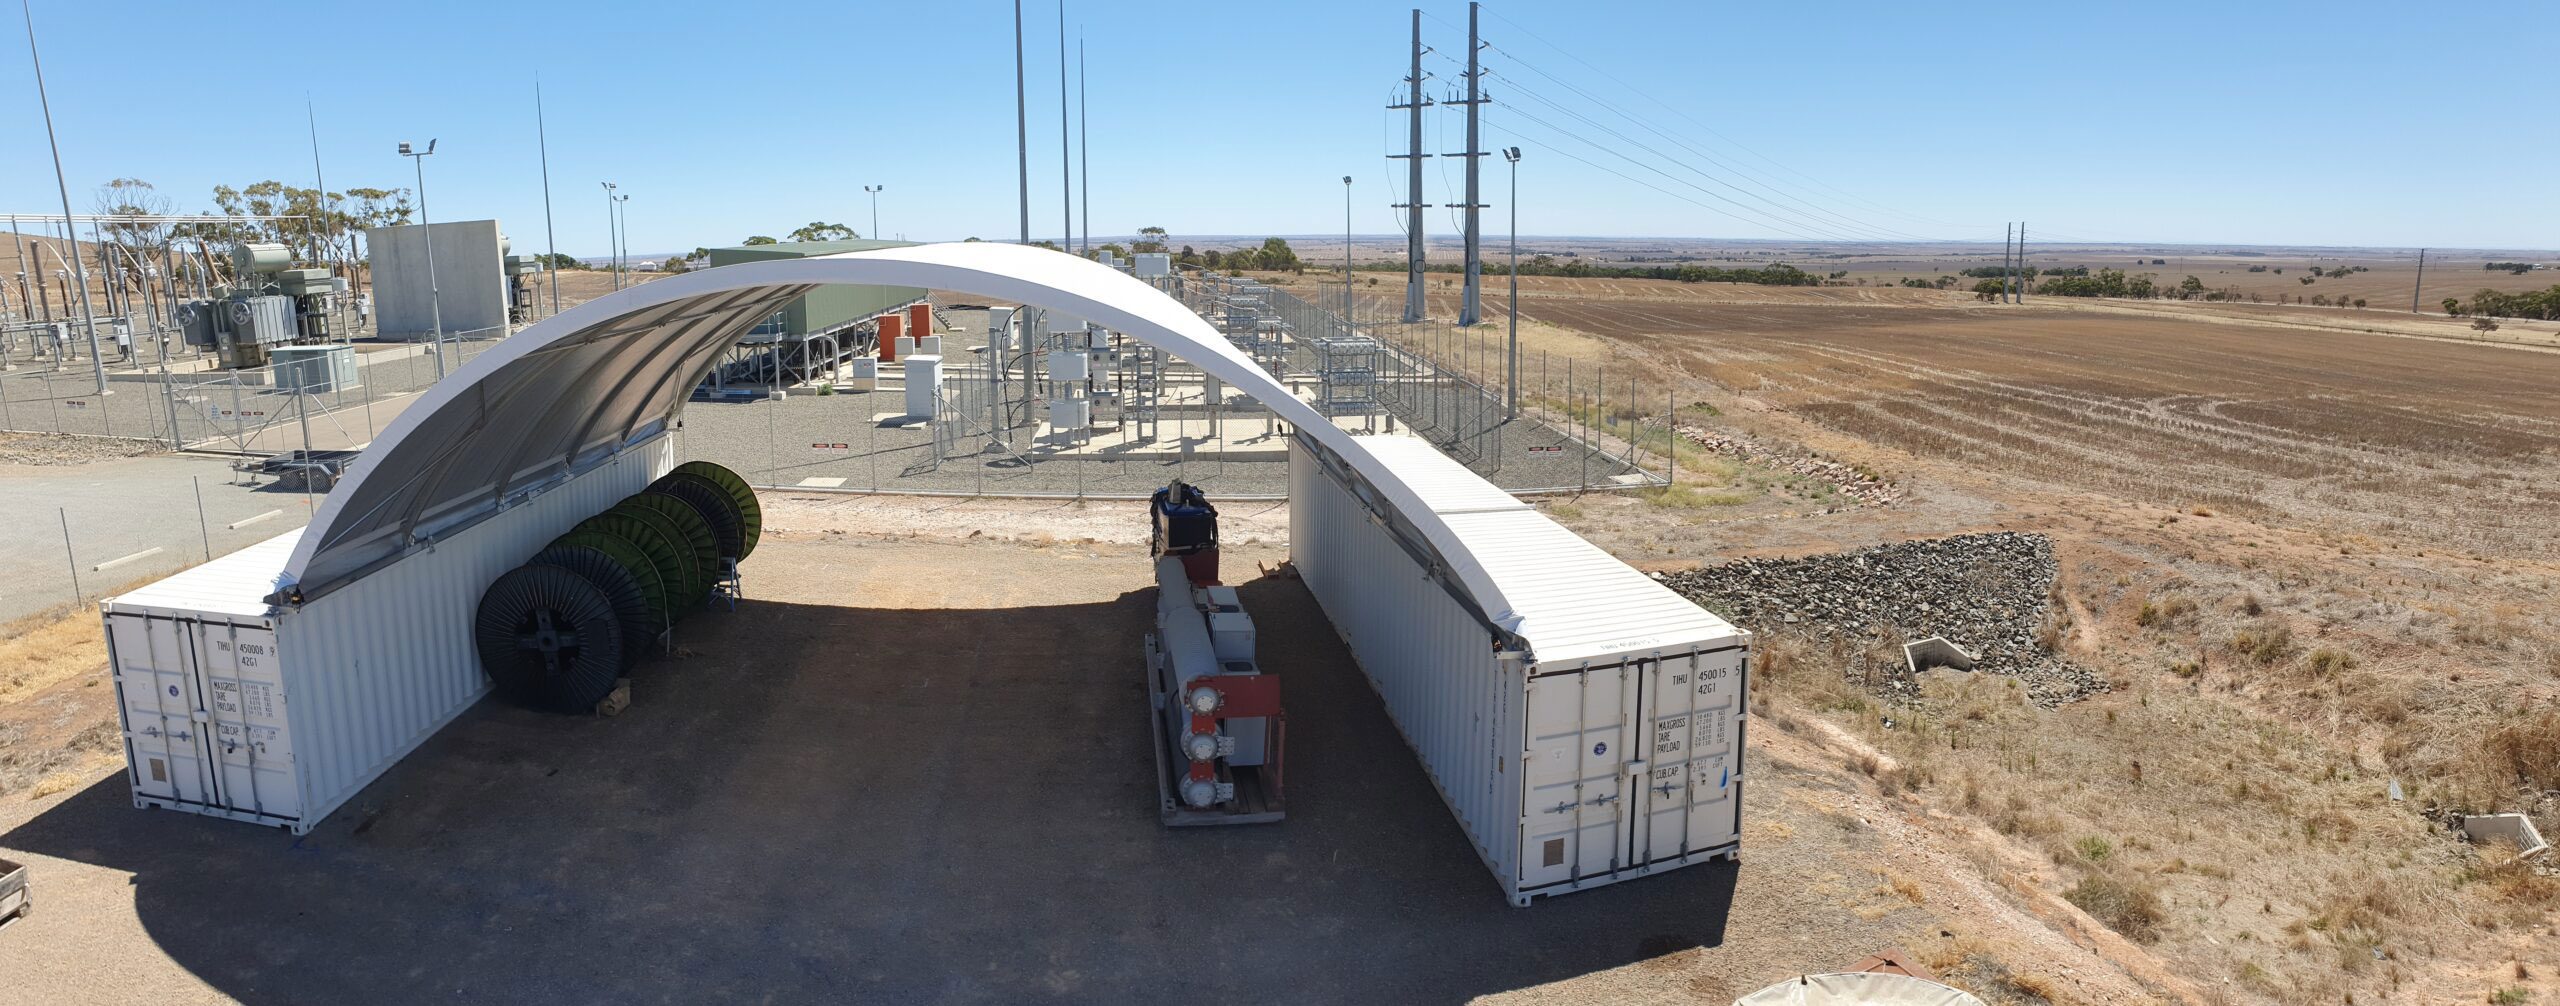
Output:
[
  {"xmin": 1144, "ymin": 481, "xmax": 1285, "ymax": 825},
  {"xmin": 176, "ymin": 242, "xmax": 340, "ymax": 370},
  {"xmin": 504, "ymin": 254, "xmax": 545, "ymax": 323}
]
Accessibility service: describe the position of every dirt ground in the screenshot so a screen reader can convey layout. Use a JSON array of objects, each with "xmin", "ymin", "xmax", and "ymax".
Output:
[{"xmin": 0, "ymin": 532, "xmax": 2162, "ymax": 1005}]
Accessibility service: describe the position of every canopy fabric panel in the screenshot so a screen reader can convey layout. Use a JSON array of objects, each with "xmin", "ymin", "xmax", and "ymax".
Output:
[{"xmin": 284, "ymin": 242, "xmax": 1533, "ymax": 638}]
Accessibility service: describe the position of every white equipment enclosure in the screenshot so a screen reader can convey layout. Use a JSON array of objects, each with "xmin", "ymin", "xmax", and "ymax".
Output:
[
  {"xmin": 1292, "ymin": 435, "xmax": 1748, "ymax": 905},
  {"xmin": 99, "ymin": 242, "xmax": 1746, "ymax": 904}
]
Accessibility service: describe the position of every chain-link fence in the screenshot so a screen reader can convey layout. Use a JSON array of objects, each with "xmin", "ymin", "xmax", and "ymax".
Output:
[{"xmin": 0, "ymin": 322, "xmax": 507, "ymax": 456}]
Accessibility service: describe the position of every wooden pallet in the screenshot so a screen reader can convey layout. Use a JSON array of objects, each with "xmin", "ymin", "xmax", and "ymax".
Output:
[{"xmin": 1145, "ymin": 634, "xmax": 1284, "ymax": 827}]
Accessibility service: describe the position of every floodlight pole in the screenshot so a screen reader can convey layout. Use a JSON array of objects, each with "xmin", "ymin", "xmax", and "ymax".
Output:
[
  {"xmin": 601, "ymin": 182, "xmax": 619, "ymax": 290},
  {"xmin": 1342, "ymin": 176, "xmax": 1354, "ymax": 323},
  {"xmin": 865, "ymin": 185, "xmax": 883, "ymax": 240},
  {"xmin": 402, "ymin": 140, "xmax": 445, "ymax": 379},
  {"xmin": 22, "ymin": 0, "xmax": 108, "ymax": 394},
  {"xmin": 1504, "ymin": 147, "xmax": 1520, "ymax": 420}
]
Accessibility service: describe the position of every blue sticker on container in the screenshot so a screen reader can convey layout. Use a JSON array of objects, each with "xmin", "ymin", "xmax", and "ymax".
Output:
[{"xmin": 1592, "ymin": 742, "xmax": 1608, "ymax": 757}]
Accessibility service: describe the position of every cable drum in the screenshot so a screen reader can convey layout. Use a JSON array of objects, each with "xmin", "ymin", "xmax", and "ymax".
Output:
[
  {"xmin": 474, "ymin": 563, "xmax": 627, "ymax": 713},
  {"xmin": 614, "ymin": 494, "xmax": 720, "ymax": 601},
  {"xmin": 664, "ymin": 461, "xmax": 760, "ymax": 557},
  {"xmin": 530, "ymin": 544, "xmax": 657, "ymax": 668},
  {"xmin": 575, "ymin": 510, "xmax": 702, "ymax": 612},
  {"xmin": 549, "ymin": 530, "xmax": 671, "ymax": 628},
  {"xmin": 646, "ymin": 478, "xmax": 745, "ymax": 560}
]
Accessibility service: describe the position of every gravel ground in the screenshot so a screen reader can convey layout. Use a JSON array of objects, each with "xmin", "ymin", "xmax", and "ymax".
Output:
[
  {"xmin": 1660, "ymin": 532, "xmax": 2105, "ymax": 706},
  {"xmin": 0, "ymin": 431, "xmax": 164, "ymax": 466},
  {"xmin": 674, "ymin": 382, "xmax": 1638, "ymax": 500}
]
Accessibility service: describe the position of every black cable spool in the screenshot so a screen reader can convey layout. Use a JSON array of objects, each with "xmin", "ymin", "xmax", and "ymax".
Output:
[
  {"xmin": 530, "ymin": 544, "xmax": 656, "ymax": 670},
  {"xmin": 664, "ymin": 461, "xmax": 760, "ymax": 557},
  {"xmin": 574, "ymin": 509, "xmax": 703, "ymax": 614},
  {"xmin": 474, "ymin": 563, "xmax": 627, "ymax": 713},
  {"xmin": 646, "ymin": 477, "xmax": 745, "ymax": 560},
  {"xmin": 549, "ymin": 530, "xmax": 671, "ymax": 628},
  {"xmin": 613, "ymin": 494, "xmax": 720, "ymax": 602}
]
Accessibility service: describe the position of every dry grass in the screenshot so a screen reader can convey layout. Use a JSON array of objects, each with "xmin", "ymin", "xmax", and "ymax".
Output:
[{"xmin": 0, "ymin": 601, "xmax": 112, "ymax": 706}]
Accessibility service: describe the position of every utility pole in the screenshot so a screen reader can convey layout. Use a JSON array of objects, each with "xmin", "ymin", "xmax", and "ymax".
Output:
[
  {"xmin": 2411, "ymin": 248, "xmax": 2426, "ymax": 313},
  {"xmin": 1014, "ymin": 0, "xmax": 1030, "ymax": 245},
  {"xmin": 535, "ymin": 79, "xmax": 561, "ymax": 314},
  {"xmin": 1078, "ymin": 32, "xmax": 1089, "ymax": 255},
  {"xmin": 1453, "ymin": 1, "xmax": 1487, "ymax": 326},
  {"xmin": 22, "ymin": 0, "xmax": 107, "ymax": 394},
  {"xmin": 1057, "ymin": 1, "xmax": 1070, "ymax": 251},
  {"xmin": 2015, "ymin": 222, "xmax": 2025, "ymax": 303},
  {"xmin": 2001, "ymin": 223, "xmax": 2014, "ymax": 304},
  {"xmin": 1390, "ymin": 9, "xmax": 1432, "ymax": 322}
]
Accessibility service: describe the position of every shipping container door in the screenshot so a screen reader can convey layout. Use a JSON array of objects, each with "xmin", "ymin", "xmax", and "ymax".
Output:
[
  {"xmin": 194, "ymin": 621, "xmax": 298, "ymax": 821},
  {"xmin": 1634, "ymin": 648, "xmax": 1744, "ymax": 864},
  {"xmin": 107, "ymin": 614, "xmax": 217, "ymax": 807},
  {"xmin": 1519, "ymin": 662, "xmax": 1636, "ymax": 893}
]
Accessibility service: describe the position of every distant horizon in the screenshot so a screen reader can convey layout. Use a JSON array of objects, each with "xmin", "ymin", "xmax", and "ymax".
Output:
[{"xmin": 595, "ymin": 235, "xmax": 2560, "ymax": 263}]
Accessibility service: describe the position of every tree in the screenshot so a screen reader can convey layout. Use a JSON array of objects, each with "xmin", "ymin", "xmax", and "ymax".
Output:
[
  {"xmin": 787, "ymin": 221, "xmax": 859, "ymax": 243},
  {"xmin": 2178, "ymin": 275, "xmax": 2206, "ymax": 298},
  {"xmin": 661, "ymin": 257, "xmax": 689, "ymax": 274},
  {"xmin": 742, "ymin": 235, "xmax": 778, "ymax": 246},
  {"xmin": 1132, "ymin": 226, "xmax": 1169, "ymax": 254},
  {"xmin": 2443, "ymin": 297, "xmax": 2464, "ymax": 316},
  {"xmin": 1096, "ymin": 242, "xmax": 1129, "ymax": 260},
  {"xmin": 1255, "ymin": 237, "xmax": 1302, "ymax": 273},
  {"xmin": 536, "ymin": 252, "xmax": 583, "ymax": 270}
]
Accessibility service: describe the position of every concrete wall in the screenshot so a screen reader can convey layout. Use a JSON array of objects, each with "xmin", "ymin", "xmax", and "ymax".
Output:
[{"xmin": 367, "ymin": 220, "xmax": 507, "ymax": 341}]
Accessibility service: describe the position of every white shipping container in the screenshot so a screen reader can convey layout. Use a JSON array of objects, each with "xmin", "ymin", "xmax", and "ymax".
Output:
[
  {"xmin": 102, "ymin": 437, "xmax": 672, "ymax": 833},
  {"xmin": 1290, "ymin": 435, "xmax": 1748, "ymax": 905}
]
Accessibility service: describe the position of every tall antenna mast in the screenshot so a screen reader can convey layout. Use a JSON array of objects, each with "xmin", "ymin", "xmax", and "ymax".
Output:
[
  {"xmin": 1057, "ymin": 0, "xmax": 1070, "ymax": 251},
  {"xmin": 535, "ymin": 78, "xmax": 561, "ymax": 314},
  {"xmin": 306, "ymin": 98, "xmax": 329, "ymax": 266},
  {"xmin": 1078, "ymin": 31, "xmax": 1089, "ymax": 256},
  {"xmin": 1390, "ymin": 8, "xmax": 1433, "ymax": 322},
  {"xmin": 1014, "ymin": 0, "xmax": 1030, "ymax": 244}
]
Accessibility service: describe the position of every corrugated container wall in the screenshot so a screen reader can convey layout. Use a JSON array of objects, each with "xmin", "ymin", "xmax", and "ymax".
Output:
[
  {"xmin": 1289, "ymin": 436, "xmax": 1749, "ymax": 906},
  {"xmin": 103, "ymin": 436, "xmax": 673, "ymax": 833}
]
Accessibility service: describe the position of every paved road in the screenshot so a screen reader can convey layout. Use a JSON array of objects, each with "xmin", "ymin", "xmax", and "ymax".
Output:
[{"xmin": 0, "ymin": 452, "xmax": 314, "ymax": 622}]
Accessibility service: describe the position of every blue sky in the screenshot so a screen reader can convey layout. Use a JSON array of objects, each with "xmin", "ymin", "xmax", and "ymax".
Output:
[{"xmin": 4, "ymin": 1, "xmax": 2553, "ymax": 256}]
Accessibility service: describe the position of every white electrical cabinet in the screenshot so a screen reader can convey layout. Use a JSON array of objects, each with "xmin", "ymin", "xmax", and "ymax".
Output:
[{"xmin": 1290, "ymin": 434, "xmax": 1748, "ymax": 906}]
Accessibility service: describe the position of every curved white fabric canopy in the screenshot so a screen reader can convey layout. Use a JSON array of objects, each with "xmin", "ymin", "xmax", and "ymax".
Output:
[{"xmin": 285, "ymin": 242, "xmax": 1530, "ymax": 636}]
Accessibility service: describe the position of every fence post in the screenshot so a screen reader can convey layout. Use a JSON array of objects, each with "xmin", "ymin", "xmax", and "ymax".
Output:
[
  {"xmin": 194, "ymin": 475, "xmax": 213, "ymax": 560},
  {"xmin": 1667, "ymin": 387, "xmax": 1676, "ymax": 488},
  {"xmin": 59, "ymin": 507, "xmax": 81, "ymax": 603}
]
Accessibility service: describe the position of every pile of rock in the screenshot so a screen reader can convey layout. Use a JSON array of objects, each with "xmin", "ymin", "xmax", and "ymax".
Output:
[
  {"xmin": 1658, "ymin": 532, "xmax": 2103, "ymax": 706},
  {"xmin": 1666, "ymin": 425, "xmax": 1902, "ymax": 507},
  {"xmin": 0, "ymin": 432, "xmax": 164, "ymax": 467}
]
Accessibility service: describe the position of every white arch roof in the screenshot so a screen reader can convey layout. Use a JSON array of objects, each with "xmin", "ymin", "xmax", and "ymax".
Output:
[{"xmin": 286, "ymin": 242, "xmax": 1536, "ymax": 637}]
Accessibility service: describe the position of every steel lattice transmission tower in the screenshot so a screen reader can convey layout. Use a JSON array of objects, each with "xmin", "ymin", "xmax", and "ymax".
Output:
[{"xmin": 1389, "ymin": 9, "xmax": 1433, "ymax": 322}]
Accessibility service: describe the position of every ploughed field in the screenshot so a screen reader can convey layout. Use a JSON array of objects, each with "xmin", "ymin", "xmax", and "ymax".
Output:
[{"xmin": 1351, "ymin": 275, "xmax": 2560, "ymax": 558}]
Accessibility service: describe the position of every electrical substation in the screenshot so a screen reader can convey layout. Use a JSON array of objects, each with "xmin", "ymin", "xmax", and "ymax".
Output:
[{"xmin": 88, "ymin": 242, "xmax": 1746, "ymax": 910}]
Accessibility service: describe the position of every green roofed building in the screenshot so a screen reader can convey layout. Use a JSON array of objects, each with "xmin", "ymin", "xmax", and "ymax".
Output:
[{"xmin": 705, "ymin": 239, "xmax": 927, "ymax": 342}]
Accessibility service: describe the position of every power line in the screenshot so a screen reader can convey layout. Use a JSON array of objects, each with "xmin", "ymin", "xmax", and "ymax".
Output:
[{"xmin": 1476, "ymin": 4, "xmax": 1990, "ymax": 234}]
